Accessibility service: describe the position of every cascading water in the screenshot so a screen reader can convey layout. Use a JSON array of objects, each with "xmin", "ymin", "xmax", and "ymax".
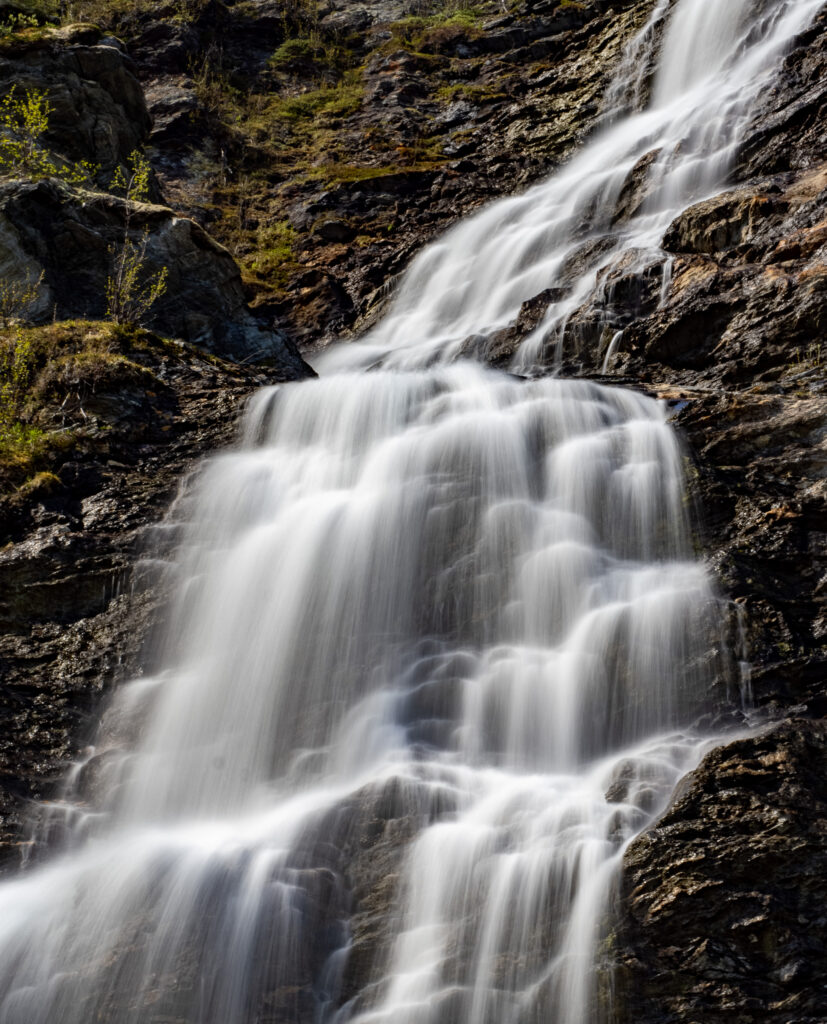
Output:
[
  {"xmin": 0, "ymin": 2, "xmax": 817, "ymax": 1023},
  {"xmin": 320, "ymin": 0, "xmax": 823, "ymax": 373}
]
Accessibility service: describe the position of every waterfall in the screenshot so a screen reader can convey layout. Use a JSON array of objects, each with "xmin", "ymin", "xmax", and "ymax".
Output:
[
  {"xmin": 319, "ymin": 0, "xmax": 822, "ymax": 373},
  {"xmin": 0, "ymin": 2, "xmax": 817, "ymax": 1023}
]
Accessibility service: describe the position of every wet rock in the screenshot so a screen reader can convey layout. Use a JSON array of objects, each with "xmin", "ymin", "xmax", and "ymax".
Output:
[
  {"xmin": 616, "ymin": 721, "xmax": 827, "ymax": 1023},
  {"xmin": 464, "ymin": 286, "xmax": 567, "ymax": 366}
]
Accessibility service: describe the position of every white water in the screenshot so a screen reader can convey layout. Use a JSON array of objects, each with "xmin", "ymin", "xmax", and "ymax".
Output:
[
  {"xmin": 320, "ymin": 0, "xmax": 823, "ymax": 373},
  {"xmin": 0, "ymin": 2, "xmax": 816, "ymax": 1022}
]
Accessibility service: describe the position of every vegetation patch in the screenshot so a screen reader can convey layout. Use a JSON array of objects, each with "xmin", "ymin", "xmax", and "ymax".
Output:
[
  {"xmin": 33, "ymin": 350, "xmax": 156, "ymax": 402},
  {"xmin": 248, "ymin": 220, "xmax": 302, "ymax": 291},
  {"xmin": 387, "ymin": 5, "xmax": 488, "ymax": 53},
  {"xmin": 434, "ymin": 82, "xmax": 509, "ymax": 105},
  {"xmin": 0, "ymin": 86, "xmax": 98, "ymax": 184},
  {"xmin": 0, "ymin": 321, "xmax": 167, "ymax": 493}
]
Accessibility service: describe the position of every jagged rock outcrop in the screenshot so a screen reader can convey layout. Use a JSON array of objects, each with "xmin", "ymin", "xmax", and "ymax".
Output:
[
  {"xmin": 0, "ymin": 177, "xmax": 308, "ymax": 365},
  {"xmin": 617, "ymin": 721, "xmax": 827, "ymax": 1021},
  {"xmin": 0, "ymin": 23, "xmax": 150, "ymax": 178}
]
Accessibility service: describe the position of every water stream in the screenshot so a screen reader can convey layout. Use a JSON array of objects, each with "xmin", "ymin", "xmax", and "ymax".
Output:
[
  {"xmin": 322, "ymin": 0, "xmax": 822, "ymax": 373},
  {"xmin": 0, "ymin": 1, "xmax": 819, "ymax": 1022}
]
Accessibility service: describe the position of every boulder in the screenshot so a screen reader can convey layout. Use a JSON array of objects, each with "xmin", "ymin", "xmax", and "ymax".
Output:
[
  {"xmin": 662, "ymin": 187, "xmax": 780, "ymax": 255},
  {"xmin": 0, "ymin": 177, "xmax": 310, "ymax": 371},
  {"xmin": 0, "ymin": 24, "xmax": 151, "ymax": 179}
]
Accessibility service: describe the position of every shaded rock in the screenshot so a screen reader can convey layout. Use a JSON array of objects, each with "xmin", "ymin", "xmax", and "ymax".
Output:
[
  {"xmin": 0, "ymin": 177, "xmax": 311, "ymax": 370},
  {"xmin": 312, "ymin": 216, "xmax": 355, "ymax": 242},
  {"xmin": 0, "ymin": 23, "xmax": 151, "ymax": 180},
  {"xmin": 144, "ymin": 76, "xmax": 199, "ymax": 142}
]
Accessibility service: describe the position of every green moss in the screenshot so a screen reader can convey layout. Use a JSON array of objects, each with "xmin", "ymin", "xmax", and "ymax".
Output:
[
  {"xmin": 33, "ymin": 350, "xmax": 156, "ymax": 403},
  {"xmin": 0, "ymin": 23, "xmax": 53, "ymax": 52},
  {"xmin": 310, "ymin": 164, "xmax": 398, "ymax": 183},
  {"xmin": 270, "ymin": 77, "xmax": 364, "ymax": 123},
  {"xmin": 434, "ymin": 82, "xmax": 508, "ymax": 104},
  {"xmin": 387, "ymin": 5, "xmax": 487, "ymax": 52},
  {"xmin": 17, "ymin": 469, "xmax": 61, "ymax": 496},
  {"xmin": 247, "ymin": 220, "xmax": 302, "ymax": 291},
  {"xmin": 0, "ymin": 320, "xmax": 241, "ymax": 494},
  {"xmin": 269, "ymin": 36, "xmax": 315, "ymax": 69},
  {"xmin": 305, "ymin": 159, "xmax": 445, "ymax": 187}
]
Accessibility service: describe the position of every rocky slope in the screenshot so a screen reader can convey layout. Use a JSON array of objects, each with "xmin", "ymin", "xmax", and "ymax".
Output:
[
  {"xmin": 0, "ymin": 0, "xmax": 825, "ymax": 1020},
  {"xmin": 91, "ymin": 0, "xmax": 656, "ymax": 344}
]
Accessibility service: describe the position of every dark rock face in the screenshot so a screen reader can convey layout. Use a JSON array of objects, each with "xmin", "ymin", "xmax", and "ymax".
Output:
[
  {"xmin": 673, "ymin": 388, "xmax": 826, "ymax": 717},
  {"xmin": 0, "ymin": 24, "xmax": 150, "ymax": 179},
  {"xmin": 0, "ymin": 178, "xmax": 309, "ymax": 367},
  {"xmin": 617, "ymin": 721, "xmax": 827, "ymax": 1022}
]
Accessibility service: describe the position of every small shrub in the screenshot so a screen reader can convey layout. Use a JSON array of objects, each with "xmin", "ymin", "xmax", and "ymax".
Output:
[
  {"xmin": 0, "ymin": 270, "xmax": 44, "ymax": 328},
  {"xmin": 269, "ymin": 36, "xmax": 314, "ymax": 69},
  {"xmin": 190, "ymin": 51, "xmax": 242, "ymax": 121},
  {"xmin": 249, "ymin": 220, "xmax": 300, "ymax": 287},
  {"xmin": 0, "ymin": 13, "xmax": 40, "ymax": 38},
  {"xmin": 0, "ymin": 420, "xmax": 49, "ymax": 482},
  {"xmin": 0, "ymin": 328, "xmax": 35, "ymax": 427},
  {"xmin": 107, "ymin": 151, "xmax": 169, "ymax": 326},
  {"xmin": 0, "ymin": 86, "xmax": 98, "ymax": 183}
]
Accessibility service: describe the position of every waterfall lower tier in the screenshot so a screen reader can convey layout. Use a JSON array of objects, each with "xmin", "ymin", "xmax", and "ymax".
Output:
[{"xmin": 0, "ymin": 367, "xmax": 730, "ymax": 1023}]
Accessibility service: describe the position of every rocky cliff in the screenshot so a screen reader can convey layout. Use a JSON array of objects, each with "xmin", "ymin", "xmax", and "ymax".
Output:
[{"xmin": 0, "ymin": 0, "xmax": 825, "ymax": 1020}]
